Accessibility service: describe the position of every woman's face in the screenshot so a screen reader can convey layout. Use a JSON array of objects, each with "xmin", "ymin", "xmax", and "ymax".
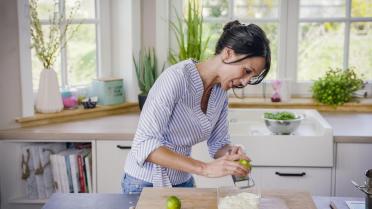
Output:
[{"xmin": 218, "ymin": 48, "xmax": 266, "ymax": 91}]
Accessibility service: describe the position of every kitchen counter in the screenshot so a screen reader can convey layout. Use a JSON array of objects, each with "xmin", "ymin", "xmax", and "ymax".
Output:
[
  {"xmin": 1, "ymin": 111, "xmax": 372, "ymax": 143},
  {"xmin": 40, "ymin": 192, "xmax": 365, "ymax": 209}
]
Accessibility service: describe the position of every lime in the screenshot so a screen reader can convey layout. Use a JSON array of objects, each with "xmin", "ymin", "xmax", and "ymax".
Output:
[
  {"xmin": 239, "ymin": 159, "xmax": 252, "ymax": 170},
  {"xmin": 167, "ymin": 195, "xmax": 181, "ymax": 209}
]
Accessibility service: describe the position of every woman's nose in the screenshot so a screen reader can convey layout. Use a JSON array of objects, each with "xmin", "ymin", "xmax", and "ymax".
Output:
[{"xmin": 240, "ymin": 78, "xmax": 250, "ymax": 87}]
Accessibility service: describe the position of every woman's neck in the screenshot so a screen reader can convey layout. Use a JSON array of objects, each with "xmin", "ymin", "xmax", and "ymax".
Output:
[{"xmin": 195, "ymin": 57, "xmax": 220, "ymax": 91}]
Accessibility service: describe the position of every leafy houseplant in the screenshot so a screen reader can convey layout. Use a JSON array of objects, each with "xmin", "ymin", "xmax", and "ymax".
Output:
[
  {"xmin": 311, "ymin": 68, "xmax": 364, "ymax": 106},
  {"xmin": 133, "ymin": 48, "xmax": 164, "ymax": 110},
  {"xmin": 168, "ymin": 0, "xmax": 210, "ymax": 64},
  {"xmin": 30, "ymin": 0, "xmax": 80, "ymax": 113}
]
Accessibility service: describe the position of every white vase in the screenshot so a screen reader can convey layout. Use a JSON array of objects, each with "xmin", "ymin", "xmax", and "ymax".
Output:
[{"xmin": 35, "ymin": 69, "xmax": 64, "ymax": 113}]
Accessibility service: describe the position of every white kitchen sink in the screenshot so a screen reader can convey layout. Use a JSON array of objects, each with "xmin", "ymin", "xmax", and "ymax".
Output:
[{"xmin": 228, "ymin": 108, "xmax": 333, "ymax": 167}]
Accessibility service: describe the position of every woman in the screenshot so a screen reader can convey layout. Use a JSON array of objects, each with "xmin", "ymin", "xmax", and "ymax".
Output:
[{"xmin": 122, "ymin": 20, "xmax": 271, "ymax": 194}]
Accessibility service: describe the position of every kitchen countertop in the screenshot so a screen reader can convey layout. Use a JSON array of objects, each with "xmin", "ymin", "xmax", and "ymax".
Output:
[
  {"xmin": 1, "ymin": 111, "xmax": 372, "ymax": 143},
  {"xmin": 40, "ymin": 192, "xmax": 365, "ymax": 209}
]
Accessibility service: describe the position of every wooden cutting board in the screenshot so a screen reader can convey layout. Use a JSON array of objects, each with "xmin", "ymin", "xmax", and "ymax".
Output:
[{"xmin": 135, "ymin": 188, "xmax": 317, "ymax": 209}]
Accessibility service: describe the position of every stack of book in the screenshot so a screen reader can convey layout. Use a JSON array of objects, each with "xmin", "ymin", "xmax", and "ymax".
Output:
[
  {"xmin": 50, "ymin": 149, "xmax": 92, "ymax": 194},
  {"xmin": 21, "ymin": 143, "xmax": 92, "ymax": 200}
]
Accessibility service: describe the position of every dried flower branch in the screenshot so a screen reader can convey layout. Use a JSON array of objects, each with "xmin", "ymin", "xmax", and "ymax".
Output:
[{"xmin": 29, "ymin": 0, "xmax": 81, "ymax": 69}]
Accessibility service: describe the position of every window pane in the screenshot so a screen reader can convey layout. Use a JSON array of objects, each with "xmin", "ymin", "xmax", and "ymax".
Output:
[
  {"xmin": 298, "ymin": 22, "xmax": 344, "ymax": 81},
  {"xmin": 234, "ymin": 0, "xmax": 279, "ymax": 19},
  {"xmin": 351, "ymin": 0, "xmax": 372, "ymax": 17},
  {"xmin": 349, "ymin": 22, "xmax": 372, "ymax": 80},
  {"xmin": 202, "ymin": 22, "xmax": 223, "ymax": 59},
  {"xmin": 31, "ymin": 25, "xmax": 62, "ymax": 90},
  {"xmin": 202, "ymin": 0, "xmax": 228, "ymax": 18},
  {"xmin": 66, "ymin": 0, "xmax": 95, "ymax": 19},
  {"xmin": 35, "ymin": 0, "xmax": 57, "ymax": 20},
  {"xmin": 66, "ymin": 24, "xmax": 97, "ymax": 86},
  {"xmin": 244, "ymin": 22, "xmax": 278, "ymax": 80},
  {"xmin": 300, "ymin": 0, "xmax": 345, "ymax": 18}
]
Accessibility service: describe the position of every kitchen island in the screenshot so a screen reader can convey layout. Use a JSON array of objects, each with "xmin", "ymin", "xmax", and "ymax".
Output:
[{"xmin": 40, "ymin": 189, "xmax": 365, "ymax": 209}]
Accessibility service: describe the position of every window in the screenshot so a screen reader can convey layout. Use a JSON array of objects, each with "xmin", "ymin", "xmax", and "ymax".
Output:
[
  {"xmin": 298, "ymin": 0, "xmax": 372, "ymax": 81},
  {"xmin": 200, "ymin": 0, "xmax": 372, "ymax": 95},
  {"xmin": 31, "ymin": 0, "xmax": 98, "ymax": 90}
]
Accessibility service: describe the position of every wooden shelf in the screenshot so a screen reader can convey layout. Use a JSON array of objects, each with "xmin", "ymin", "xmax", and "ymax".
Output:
[{"xmin": 16, "ymin": 103, "xmax": 140, "ymax": 127}]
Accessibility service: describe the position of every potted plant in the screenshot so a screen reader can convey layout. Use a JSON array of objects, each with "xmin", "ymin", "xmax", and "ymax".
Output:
[
  {"xmin": 133, "ymin": 48, "xmax": 164, "ymax": 110},
  {"xmin": 311, "ymin": 67, "xmax": 364, "ymax": 106},
  {"xmin": 29, "ymin": 0, "xmax": 80, "ymax": 113},
  {"xmin": 168, "ymin": 0, "xmax": 210, "ymax": 64}
]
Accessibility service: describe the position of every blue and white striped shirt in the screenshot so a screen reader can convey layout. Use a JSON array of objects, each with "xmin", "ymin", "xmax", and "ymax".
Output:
[{"xmin": 124, "ymin": 59, "xmax": 231, "ymax": 187}]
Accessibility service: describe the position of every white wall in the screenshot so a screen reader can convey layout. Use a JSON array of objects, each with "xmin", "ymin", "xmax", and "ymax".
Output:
[{"xmin": 0, "ymin": 0, "xmax": 22, "ymax": 130}]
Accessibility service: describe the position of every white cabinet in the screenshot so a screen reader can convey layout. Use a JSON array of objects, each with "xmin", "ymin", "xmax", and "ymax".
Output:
[
  {"xmin": 335, "ymin": 143, "xmax": 372, "ymax": 197},
  {"xmin": 96, "ymin": 140, "xmax": 131, "ymax": 193},
  {"xmin": 191, "ymin": 141, "xmax": 332, "ymax": 195},
  {"xmin": 251, "ymin": 167, "xmax": 332, "ymax": 196}
]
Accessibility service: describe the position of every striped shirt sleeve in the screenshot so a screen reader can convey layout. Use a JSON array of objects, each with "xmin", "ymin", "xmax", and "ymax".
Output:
[
  {"xmin": 207, "ymin": 98, "xmax": 231, "ymax": 158},
  {"xmin": 130, "ymin": 69, "xmax": 186, "ymax": 166}
]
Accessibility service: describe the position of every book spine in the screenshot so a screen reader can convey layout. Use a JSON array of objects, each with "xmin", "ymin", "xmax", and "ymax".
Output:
[
  {"xmin": 69, "ymin": 154, "xmax": 79, "ymax": 193},
  {"xmin": 64, "ymin": 155, "xmax": 73, "ymax": 193},
  {"xmin": 77, "ymin": 154, "xmax": 86, "ymax": 193},
  {"xmin": 57, "ymin": 155, "xmax": 69, "ymax": 193},
  {"xmin": 84, "ymin": 154, "xmax": 92, "ymax": 193}
]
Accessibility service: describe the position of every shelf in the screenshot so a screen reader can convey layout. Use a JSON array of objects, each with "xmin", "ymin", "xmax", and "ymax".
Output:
[
  {"xmin": 15, "ymin": 102, "xmax": 139, "ymax": 127},
  {"xmin": 228, "ymin": 97, "xmax": 372, "ymax": 112}
]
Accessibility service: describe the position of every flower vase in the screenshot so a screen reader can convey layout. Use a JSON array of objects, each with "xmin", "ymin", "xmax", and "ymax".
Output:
[{"xmin": 35, "ymin": 69, "xmax": 64, "ymax": 113}]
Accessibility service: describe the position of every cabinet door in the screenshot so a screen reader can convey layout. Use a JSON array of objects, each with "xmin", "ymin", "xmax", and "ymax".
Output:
[
  {"xmin": 251, "ymin": 167, "xmax": 332, "ymax": 196},
  {"xmin": 335, "ymin": 143, "xmax": 372, "ymax": 197},
  {"xmin": 96, "ymin": 140, "xmax": 132, "ymax": 193}
]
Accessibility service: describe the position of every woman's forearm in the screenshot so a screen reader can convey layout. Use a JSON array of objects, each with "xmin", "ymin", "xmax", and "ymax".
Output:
[{"xmin": 146, "ymin": 146, "xmax": 207, "ymax": 176}]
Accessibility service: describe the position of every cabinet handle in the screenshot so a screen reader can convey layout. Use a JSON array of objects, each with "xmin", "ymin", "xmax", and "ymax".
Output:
[
  {"xmin": 275, "ymin": 172, "xmax": 306, "ymax": 177},
  {"xmin": 116, "ymin": 145, "xmax": 131, "ymax": 150}
]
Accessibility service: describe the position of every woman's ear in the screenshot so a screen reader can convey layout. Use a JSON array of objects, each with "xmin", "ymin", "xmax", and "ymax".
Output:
[{"xmin": 221, "ymin": 47, "xmax": 235, "ymax": 62}]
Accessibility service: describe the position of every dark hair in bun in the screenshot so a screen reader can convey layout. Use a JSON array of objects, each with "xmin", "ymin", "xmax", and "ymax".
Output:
[{"xmin": 215, "ymin": 20, "xmax": 271, "ymax": 84}]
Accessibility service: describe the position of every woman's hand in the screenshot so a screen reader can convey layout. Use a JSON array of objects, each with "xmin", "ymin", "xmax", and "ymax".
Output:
[
  {"xmin": 201, "ymin": 153, "xmax": 249, "ymax": 178},
  {"xmin": 228, "ymin": 144, "xmax": 251, "ymax": 162}
]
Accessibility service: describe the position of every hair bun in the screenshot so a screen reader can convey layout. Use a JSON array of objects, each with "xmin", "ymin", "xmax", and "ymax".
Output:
[{"xmin": 223, "ymin": 20, "xmax": 241, "ymax": 31}]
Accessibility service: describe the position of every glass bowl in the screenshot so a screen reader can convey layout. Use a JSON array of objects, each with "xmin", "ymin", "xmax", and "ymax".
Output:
[
  {"xmin": 263, "ymin": 113, "xmax": 305, "ymax": 135},
  {"xmin": 217, "ymin": 186, "xmax": 261, "ymax": 209}
]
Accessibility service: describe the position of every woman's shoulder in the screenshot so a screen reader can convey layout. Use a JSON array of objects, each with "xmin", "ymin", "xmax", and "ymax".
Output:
[{"xmin": 156, "ymin": 59, "xmax": 195, "ymax": 86}]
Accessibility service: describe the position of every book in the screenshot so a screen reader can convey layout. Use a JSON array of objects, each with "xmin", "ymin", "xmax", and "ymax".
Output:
[
  {"xmin": 77, "ymin": 154, "xmax": 87, "ymax": 193},
  {"xmin": 56, "ymin": 153, "xmax": 69, "ymax": 193},
  {"xmin": 69, "ymin": 153, "xmax": 80, "ymax": 193},
  {"xmin": 84, "ymin": 153, "xmax": 92, "ymax": 193}
]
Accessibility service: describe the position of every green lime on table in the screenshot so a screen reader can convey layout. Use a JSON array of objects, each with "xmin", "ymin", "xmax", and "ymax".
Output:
[
  {"xmin": 167, "ymin": 195, "xmax": 181, "ymax": 209},
  {"xmin": 239, "ymin": 159, "xmax": 252, "ymax": 170}
]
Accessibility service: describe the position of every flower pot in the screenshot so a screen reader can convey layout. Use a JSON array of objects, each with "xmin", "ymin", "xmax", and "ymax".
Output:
[
  {"xmin": 138, "ymin": 94, "xmax": 147, "ymax": 111},
  {"xmin": 35, "ymin": 69, "xmax": 63, "ymax": 113}
]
